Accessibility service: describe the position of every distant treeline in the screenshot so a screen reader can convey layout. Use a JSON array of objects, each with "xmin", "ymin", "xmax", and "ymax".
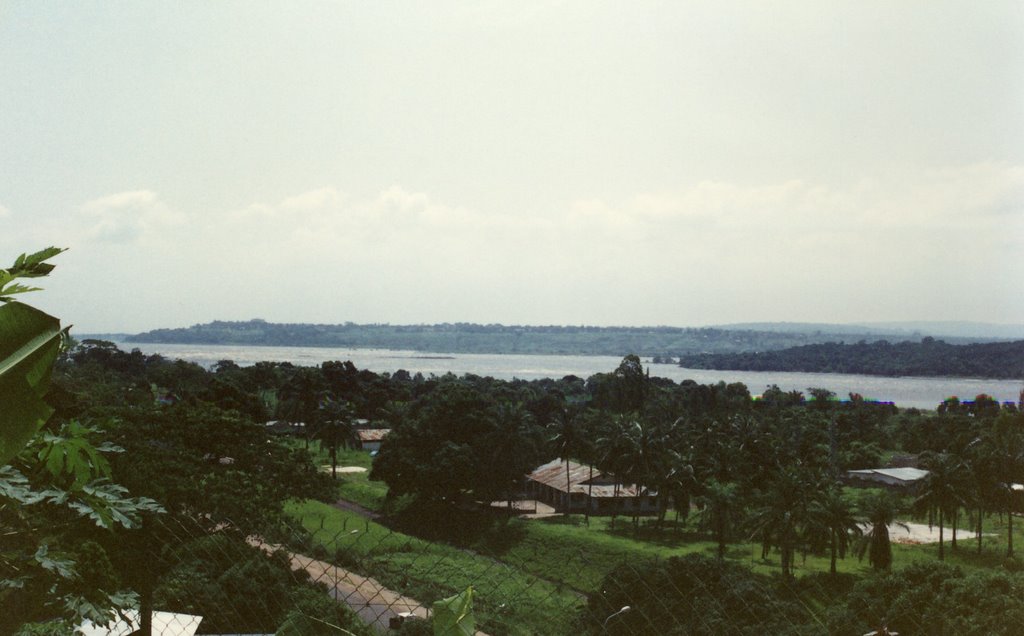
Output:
[
  {"xmin": 678, "ymin": 337, "xmax": 1024, "ymax": 379},
  {"xmin": 124, "ymin": 319, "xmax": 938, "ymax": 357}
]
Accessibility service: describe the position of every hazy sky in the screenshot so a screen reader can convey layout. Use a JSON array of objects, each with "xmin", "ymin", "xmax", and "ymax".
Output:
[{"xmin": 2, "ymin": 1, "xmax": 1022, "ymax": 333}]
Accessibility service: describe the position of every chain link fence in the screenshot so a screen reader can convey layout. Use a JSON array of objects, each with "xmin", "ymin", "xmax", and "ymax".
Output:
[{"xmin": 108, "ymin": 508, "xmax": 1024, "ymax": 636}]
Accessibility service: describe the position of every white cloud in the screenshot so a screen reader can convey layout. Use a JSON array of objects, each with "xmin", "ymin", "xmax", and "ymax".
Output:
[
  {"xmin": 0, "ymin": 203, "xmax": 10, "ymax": 218},
  {"xmin": 219, "ymin": 166, "xmax": 1023, "ymax": 297},
  {"xmin": 79, "ymin": 190, "xmax": 183, "ymax": 243},
  {"xmin": 42, "ymin": 164, "xmax": 1024, "ymax": 331}
]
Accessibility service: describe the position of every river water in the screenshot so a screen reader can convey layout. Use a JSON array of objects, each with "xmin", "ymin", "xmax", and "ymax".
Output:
[{"xmin": 115, "ymin": 341, "xmax": 1022, "ymax": 411}]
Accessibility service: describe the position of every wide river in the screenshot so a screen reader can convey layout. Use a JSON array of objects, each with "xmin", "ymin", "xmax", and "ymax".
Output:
[{"xmin": 116, "ymin": 341, "xmax": 1022, "ymax": 411}]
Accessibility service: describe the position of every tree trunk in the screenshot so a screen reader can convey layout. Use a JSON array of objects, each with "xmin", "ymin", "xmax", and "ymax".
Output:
[
  {"xmin": 611, "ymin": 481, "xmax": 619, "ymax": 529},
  {"xmin": 564, "ymin": 460, "xmax": 571, "ymax": 516},
  {"xmin": 938, "ymin": 508, "xmax": 945, "ymax": 561},
  {"xmin": 951, "ymin": 508, "xmax": 958, "ymax": 551},
  {"xmin": 1009, "ymin": 508, "xmax": 1014, "ymax": 557},
  {"xmin": 633, "ymin": 492, "xmax": 641, "ymax": 533},
  {"xmin": 586, "ymin": 464, "xmax": 593, "ymax": 525},
  {"xmin": 139, "ymin": 583, "xmax": 154, "ymax": 636},
  {"xmin": 330, "ymin": 444, "xmax": 337, "ymax": 479},
  {"xmin": 830, "ymin": 531, "xmax": 838, "ymax": 575},
  {"xmin": 977, "ymin": 506, "xmax": 984, "ymax": 554}
]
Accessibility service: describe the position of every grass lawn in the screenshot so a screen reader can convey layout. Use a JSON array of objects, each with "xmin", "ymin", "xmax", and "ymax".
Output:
[
  {"xmin": 295, "ymin": 447, "xmax": 1024, "ymax": 632},
  {"xmin": 285, "ymin": 499, "xmax": 581, "ymax": 636}
]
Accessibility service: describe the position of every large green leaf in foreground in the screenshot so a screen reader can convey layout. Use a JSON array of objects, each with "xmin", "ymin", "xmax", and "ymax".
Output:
[
  {"xmin": 432, "ymin": 586, "xmax": 475, "ymax": 636},
  {"xmin": 0, "ymin": 300, "xmax": 64, "ymax": 464}
]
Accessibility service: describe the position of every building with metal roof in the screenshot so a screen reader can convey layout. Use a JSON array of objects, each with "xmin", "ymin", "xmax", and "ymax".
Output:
[
  {"xmin": 525, "ymin": 459, "xmax": 659, "ymax": 515},
  {"xmin": 356, "ymin": 428, "xmax": 391, "ymax": 452},
  {"xmin": 844, "ymin": 467, "xmax": 930, "ymax": 489}
]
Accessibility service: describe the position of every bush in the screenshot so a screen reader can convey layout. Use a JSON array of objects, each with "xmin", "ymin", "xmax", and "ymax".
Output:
[
  {"xmin": 579, "ymin": 554, "xmax": 818, "ymax": 635},
  {"xmin": 833, "ymin": 561, "xmax": 1024, "ymax": 636}
]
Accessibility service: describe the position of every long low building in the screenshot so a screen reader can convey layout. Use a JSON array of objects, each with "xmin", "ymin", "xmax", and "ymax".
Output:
[
  {"xmin": 844, "ymin": 467, "xmax": 929, "ymax": 489},
  {"xmin": 525, "ymin": 459, "xmax": 659, "ymax": 515}
]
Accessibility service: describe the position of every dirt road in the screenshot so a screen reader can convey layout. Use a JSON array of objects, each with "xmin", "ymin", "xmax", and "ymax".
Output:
[{"xmin": 287, "ymin": 550, "xmax": 430, "ymax": 632}]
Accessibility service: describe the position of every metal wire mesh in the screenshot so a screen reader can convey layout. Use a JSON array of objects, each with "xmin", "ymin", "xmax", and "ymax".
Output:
[{"xmin": 106, "ymin": 510, "xmax": 1024, "ymax": 636}]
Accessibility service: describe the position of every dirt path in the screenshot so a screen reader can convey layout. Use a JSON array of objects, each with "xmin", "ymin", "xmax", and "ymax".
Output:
[
  {"xmin": 252, "ymin": 535, "xmax": 489, "ymax": 635},
  {"xmin": 888, "ymin": 521, "xmax": 993, "ymax": 544},
  {"xmin": 250, "ymin": 537, "xmax": 428, "ymax": 632},
  {"xmin": 287, "ymin": 550, "xmax": 430, "ymax": 632},
  {"xmin": 332, "ymin": 498, "xmax": 382, "ymax": 521}
]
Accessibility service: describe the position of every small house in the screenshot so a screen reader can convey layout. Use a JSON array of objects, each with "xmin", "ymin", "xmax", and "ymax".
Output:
[
  {"xmin": 525, "ymin": 459, "xmax": 659, "ymax": 515},
  {"xmin": 356, "ymin": 428, "xmax": 390, "ymax": 452}
]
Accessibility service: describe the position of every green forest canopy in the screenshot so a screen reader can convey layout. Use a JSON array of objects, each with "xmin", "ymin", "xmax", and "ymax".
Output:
[{"xmin": 124, "ymin": 318, "xmax": 1004, "ymax": 359}]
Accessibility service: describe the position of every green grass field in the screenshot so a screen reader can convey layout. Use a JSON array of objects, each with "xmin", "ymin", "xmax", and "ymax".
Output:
[
  {"xmin": 288, "ymin": 445, "xmax": 1024, "ymax": 633},
  {"xmin": 285, "ymin": 499, "xmax": 581, "ymax": 636}
]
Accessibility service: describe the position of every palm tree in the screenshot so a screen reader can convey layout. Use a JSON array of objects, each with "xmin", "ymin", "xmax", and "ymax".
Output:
[
  {"xmin": 964, "ymin": 433, "xmax": 1005, "ymax": 554},
  {"xmin": 377, "ymin": 400, "xmax": 410, "ymax": 429},
  {"xmin": 808, "ymin": 486, "xmax": 862, "ymax": 575},
  {"xmin": 857, "ymin": 492, "xmax": 906, "ymax": 571},
  {"xmin": 657, "ymin": 450, "xmax": 697, "ymax": 531},
  {"xmin": 549, "ymin": 407, "xmax": 582, "ymax": 516},
  {"xmin": 492, "ymin": 401, "xmax": 536, "ymax": 510},
  {"xmin": 982, "ymin": 412, "xmax": 1024, "ymax": 557},
  {"xmin": 913, "ymin": 452, "xmax": 967, "ymax": 561},
  {"xmin": 596, "ymin": 414, "xmax": 632, "ymax": 529},
  {"xmin": 617, "ymin": 417, "xmax": 667, "ymax": 531},
  {"xmin": 316, "ymin": 395, "xmax": 357, "ymax": 479},
  {"xmin": 698, "ymin": 479, "xmax": 740, "ymax": 560},
  {"xmin": 577, "ymin": 411, "xmax": 606, "ymax": 525},
  {"xmin": 276, "ymin": 367, "xmax": 324, "ymax": 448},
  {"xmin": 747, "ymin": 467, "xmax": 815, "ymax": 577}
]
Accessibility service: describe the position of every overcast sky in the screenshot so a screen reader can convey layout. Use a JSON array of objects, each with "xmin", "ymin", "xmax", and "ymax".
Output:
[{"xmin": 2, "ymin": 1, "xmax": 1022, "ymax": 333}]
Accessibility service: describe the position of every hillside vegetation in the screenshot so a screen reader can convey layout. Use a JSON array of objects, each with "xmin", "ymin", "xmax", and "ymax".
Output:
[
  {"xmin": 125, "ymin": 318, "xmax": 965, "ymax": 357},
  {"xmin": 678, "ymin": 337, "xmax": 1024, "ymax": 379}
]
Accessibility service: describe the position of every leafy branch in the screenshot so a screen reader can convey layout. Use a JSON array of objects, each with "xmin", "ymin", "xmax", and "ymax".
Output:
[{"xmin": 0, "ymin": 247, "xmax": 66, "ymax": 302}]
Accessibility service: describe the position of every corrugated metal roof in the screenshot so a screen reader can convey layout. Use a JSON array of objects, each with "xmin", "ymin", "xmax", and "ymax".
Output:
[
  {"xmin": 357, "ymin": 428, "xmax": 390, "ymax": 442},
  {"xmin": 527, "ymin": 459, "xmax": 651, "ymax": 497},
  {"xmin": 847, "ymin": 467, "xmax": 929, "ymax": 482}
]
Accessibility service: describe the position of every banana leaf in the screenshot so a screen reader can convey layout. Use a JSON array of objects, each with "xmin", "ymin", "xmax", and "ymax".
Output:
[{"xmin": 0, "ymin": 300, "xmax": 65, "ymax": 464}]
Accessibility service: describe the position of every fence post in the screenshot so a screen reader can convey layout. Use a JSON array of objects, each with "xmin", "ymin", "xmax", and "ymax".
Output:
[{"xmin": 139, "ymin": 582, "xmax": 153, "ymax": 636}]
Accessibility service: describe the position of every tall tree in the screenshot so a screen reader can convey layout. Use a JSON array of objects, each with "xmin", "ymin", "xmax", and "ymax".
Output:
[
  {"xmin": 596, "ymin": 414, "xmax": 632, "ymax": 529},
  {"xmin": 747, "ymin": 467, "xmax": 817, "ymax": 577},
  {"xmin": 698, "ymin": 479, "xmax": 740, "ymax": 560},
  {"xmin": 316, "ymin": 395, "xmax": 358, "ymax": 479},
  {"xmin": 612, "ymin": 354, "xmax": 647, "ymax": 413},
  {"xmin": 657, "ymin": 450, "xmax": 698, "ymax": 530},
  {"xmin": 618, "ymin": 417, "xmax": 667, "ymax": 531},
  {"xmin": 983, "ymin": 411, "xmax": 1024, "ymax": 557},
  {"xmin": 913, "ymin": 451, "xmax": 968, "ymax": 561},
  {"xmin": 808, "ymin": 486, "xmax": 862, "ymax": 575},
  {"xmin": 488, "ymin": 401, "xmax": 538, "ymax": 510},
  {"xmin": 858, "ymin": 492, "xmax": 905, "ymax": 571},
  {"xmin": 548, "ymin": 406, "xmax": 582, "ymax": 515},
  {"xmin": 276, "ymin": 366, "xmax": 325, "ymax": 447}
]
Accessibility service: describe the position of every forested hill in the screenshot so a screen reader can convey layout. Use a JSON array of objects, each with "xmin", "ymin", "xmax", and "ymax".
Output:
[
  {"xmin": 677, "ymin": 338, "xmax": 1024, "ymax": 379},
  {"xmin": 123, "ymin": 319, "xmax": 933, "ymax": 357}
]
